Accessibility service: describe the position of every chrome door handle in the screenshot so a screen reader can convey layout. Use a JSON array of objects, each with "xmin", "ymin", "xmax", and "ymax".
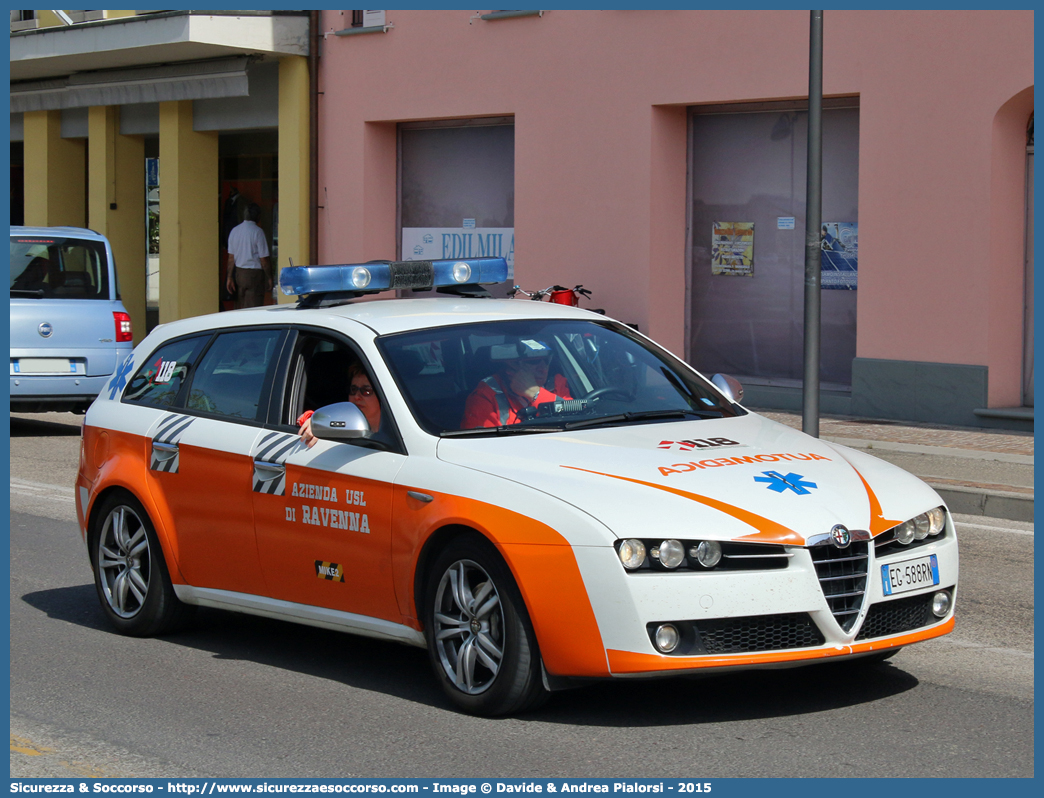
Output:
[
  {"xmin": 152, "ymin": 441, "xmax": 178, "ymax": 459},
  {"xmin": 253, "ymin": 460, "xmax": 286, "ymax": 482}
]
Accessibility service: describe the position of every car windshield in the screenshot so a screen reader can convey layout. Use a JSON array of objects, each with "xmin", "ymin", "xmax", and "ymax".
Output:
[
  {"xmin": 378, "ymin": 318, "xmax": 743, "ymax": 436},
  {"xmin": 10, "ymin": 235, "xmax": 110, "ymax": 299}
]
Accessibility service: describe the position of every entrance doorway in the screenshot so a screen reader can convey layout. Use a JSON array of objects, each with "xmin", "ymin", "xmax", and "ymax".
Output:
[
  {"xmin": 219, "ymin": 131, "xmax": 279, "ymax": 311},
  {"xmin": 11, "ymin": 141, "xmax": 24, "ymax": 226}
]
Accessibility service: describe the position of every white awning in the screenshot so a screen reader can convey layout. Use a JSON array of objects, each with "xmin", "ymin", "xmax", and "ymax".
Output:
[{"xmin": 11, "ymin": 57, "xmax": 253, "ymax": 113}]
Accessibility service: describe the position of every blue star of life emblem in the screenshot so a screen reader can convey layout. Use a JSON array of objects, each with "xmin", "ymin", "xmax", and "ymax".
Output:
[
  {"xmin": 107, "ymin": 354, "xmax": 135, "ymax": 400},
  {"xmin": 753, "ymin": 470, "xmax": 818, "ymax": 495}
]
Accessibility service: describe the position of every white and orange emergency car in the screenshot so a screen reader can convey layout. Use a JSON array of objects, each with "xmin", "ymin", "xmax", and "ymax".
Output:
[{"xmin": 76, "ymin": 257, "xmax": 957, "ymax": 716}]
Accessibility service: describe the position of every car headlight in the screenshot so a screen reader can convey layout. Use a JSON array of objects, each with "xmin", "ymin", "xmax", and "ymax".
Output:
[
  {"xmin": 913, "ymin": 514, "xmax": 930, "ymax": 540},
  {"xmin": 656, "ymin": 539, "xmax": 686, "ymax": 569},
  {"xmin": 690, "ymin": 540, "xmax": 722, "ymax": 568},
  {"xmin": 617, "ymin": 539, "xmax": 647, "ymax": 570},
  {"xmin": 927, "ymin": 506, "xmax": 946, "ymax": 536},
  {"xmin": 892, "ymin": 507, "xmax": 947, "ymax": 545},
  {"xmin": 894, "ymin": 520, "xmax": 916, "ymax": 545}
]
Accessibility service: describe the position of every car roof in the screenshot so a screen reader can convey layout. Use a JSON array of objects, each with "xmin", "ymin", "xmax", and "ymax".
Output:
[
  {"xmin": 11, "ymin": 226, "xmax": 109, "ymax": 242},
  {"xmin": 150, "ymin": 297, "xmax": 611, "ymax": 340}
]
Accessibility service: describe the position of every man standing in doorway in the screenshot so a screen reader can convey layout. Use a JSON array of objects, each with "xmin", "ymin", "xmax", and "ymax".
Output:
[{"xmin": 225, "ymin": 203, "xmax": 271, "ymax": 308}]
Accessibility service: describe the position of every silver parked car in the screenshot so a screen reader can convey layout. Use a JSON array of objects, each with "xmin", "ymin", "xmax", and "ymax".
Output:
[{"xmin": 10, "ymin": 226, "xmax": 133, "ymax": 413}]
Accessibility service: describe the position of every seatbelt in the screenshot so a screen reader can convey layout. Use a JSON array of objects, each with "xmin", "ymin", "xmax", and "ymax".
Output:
[{"xmin": 482, "ymin": 375, "xmax": 512, "ymax": 425}]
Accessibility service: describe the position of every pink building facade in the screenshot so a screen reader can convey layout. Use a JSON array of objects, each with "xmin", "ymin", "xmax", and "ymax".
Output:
[{"xmin": 315, "ymin": 9, "xmax": 1034, "ymax": 429}]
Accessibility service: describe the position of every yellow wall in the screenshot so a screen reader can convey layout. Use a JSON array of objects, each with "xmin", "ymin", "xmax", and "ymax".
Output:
[
  {"xmin": 33, "ymin": 11, "xmax": 65, "ymax": 28},
  {"xmin": 278, "ymin": 56, "xmax": 311, "ymax": 303},
  {"xmin": 158, "ymin": 101, "xmax": 219, "ymax": 323},
  {"xmin": 22, "ymin": 110, "xmax": 86, "ymax": 227},
  {"xmin": 88, "ymin": 106, "xmax": 147, "ymax": 343}
]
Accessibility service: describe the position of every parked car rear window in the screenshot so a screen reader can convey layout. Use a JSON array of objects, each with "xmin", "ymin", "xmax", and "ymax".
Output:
[{"xmin": 10, "ymin": 235, "xmax": 110, "ymax": 300}]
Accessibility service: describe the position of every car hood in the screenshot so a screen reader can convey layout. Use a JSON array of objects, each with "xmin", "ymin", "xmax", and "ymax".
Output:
[{"xmin": 436, "ymin": 413, "xmax": 942, "ymax": 546}]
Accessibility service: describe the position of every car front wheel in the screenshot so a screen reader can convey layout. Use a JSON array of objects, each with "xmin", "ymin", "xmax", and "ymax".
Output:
[
  {"xmin": 424, "ymin": 536, "xmax": 548, "ymax": 716},
  {"xmin": 91, "ymin": 490, "xmax": 193, "ymax": 636}
]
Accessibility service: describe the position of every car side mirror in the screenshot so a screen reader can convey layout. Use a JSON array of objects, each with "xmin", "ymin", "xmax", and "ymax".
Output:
[
  {"xmin": 310, "ymin": 402, "xmax": 371, "ymax": 441},
  {"xmin": 711, "ymin": 373, "xmax": 744, "ymax": 404}
]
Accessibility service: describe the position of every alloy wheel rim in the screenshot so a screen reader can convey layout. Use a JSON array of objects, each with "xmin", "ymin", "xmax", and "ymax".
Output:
[
  {"xmin": 97, "ymin": 505, "xmax": 151, "ymax": 618},
  {"xmin": 432, "ymin": 559, "xmax": 504, "ymax": 695}
]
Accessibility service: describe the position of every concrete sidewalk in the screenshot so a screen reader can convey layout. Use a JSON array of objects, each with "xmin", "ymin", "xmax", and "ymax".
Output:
[{"xmin": 756, "ymin": 409, "xmax": 1034, "ymax": 523}]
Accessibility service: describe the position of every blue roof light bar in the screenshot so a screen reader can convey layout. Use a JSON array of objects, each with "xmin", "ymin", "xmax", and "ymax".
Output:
[{"xmin": 280, "ymin": 257, "xmax": 510, "ymax": 297}]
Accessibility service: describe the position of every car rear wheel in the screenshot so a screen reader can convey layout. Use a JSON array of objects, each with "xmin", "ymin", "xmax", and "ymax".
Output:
[
  {"xmin": 424, "ymin": 536, "xmax": 548, "ymax": 716},
  {"xmin": 91, "ymin": 490, "xmax": 193, "ymax": 636}
]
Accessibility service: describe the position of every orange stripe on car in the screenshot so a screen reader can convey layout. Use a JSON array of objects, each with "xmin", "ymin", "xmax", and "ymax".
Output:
[
  {"xmin": 607, "ymin": 617, "xmax": 955, "ymax": 674},
  {"xmin": 562, "ymin": 466, "xmax": 804, "ymax": 545},
  {"xmin": 849, "ymin": 465, "xmax": 902, "ymax": 535}
]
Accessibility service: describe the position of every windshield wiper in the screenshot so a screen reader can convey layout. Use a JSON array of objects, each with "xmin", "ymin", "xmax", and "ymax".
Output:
[
  {"xmin": 564, "ymin": 409, "xmax": 713, "ymax": 430},
  {"xmin": 441, "ymin": 425, "xmax": 564, "ymax": 438},
  {"xmin": 10, "ymin": 289, "xmax": 45, "ymax": 298}
]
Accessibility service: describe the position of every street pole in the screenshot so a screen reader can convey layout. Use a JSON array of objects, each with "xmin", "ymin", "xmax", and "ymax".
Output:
[{"xmin": 803, "ymin": 10, "xmax": 824, "ymax": 437}]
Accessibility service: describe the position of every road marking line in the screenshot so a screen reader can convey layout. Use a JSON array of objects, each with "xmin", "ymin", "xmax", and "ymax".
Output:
[
  {"xmin": 10, "ymin": 735, "xmax": 52, "ymax": 756},
  {"xmin": 10, "ymin": 478, "xmax": 75, "ymax": 502},
  {"xmin": 954, "ymin": 520, "xmax": 1034, "ymax": 536}
]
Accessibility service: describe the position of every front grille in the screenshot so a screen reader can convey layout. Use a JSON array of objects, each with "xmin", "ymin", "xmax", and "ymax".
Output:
[
  {"xmin": 810, "ymin": 540, "xmax": 869, "ymax": 632},
  {"xmin": 855, "ymin": 593, "xmax": 937, "ymax": 640},
  {"xmin": 694, "ymin": 613, "xmax": 824, "ymax": 654}
]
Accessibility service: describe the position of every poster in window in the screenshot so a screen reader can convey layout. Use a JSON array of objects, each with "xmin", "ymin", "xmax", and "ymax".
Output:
[
  {"xmin": 401, "ymin": 228, "xmax": 515, "ymax": 272},
  {"xmin": 821, "ymin": 222, "xmax": 858, "ymax": 290},
  {"xmin": 711, "ymin": 222, "xmax": 754, "ymax": 276}
]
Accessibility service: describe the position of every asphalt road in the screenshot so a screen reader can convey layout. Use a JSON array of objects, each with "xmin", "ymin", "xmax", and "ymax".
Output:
[{"xmin": 8, "ymin": 413, "xmax": 1035, "ymax": 778}]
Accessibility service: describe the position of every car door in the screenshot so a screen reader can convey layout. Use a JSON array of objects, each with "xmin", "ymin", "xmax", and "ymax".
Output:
[
  {"xmin": 250, "ymin": 328, "xmax": 406, "ymax": 623},
  {"xmin": 135, "ymin": 326, "xmax": 287, "ymax": 596}
]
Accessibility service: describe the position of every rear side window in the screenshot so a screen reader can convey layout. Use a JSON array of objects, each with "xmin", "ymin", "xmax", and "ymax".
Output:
[
  {"xmin": 10, "ymin": 235, "xmax": 110, "ymax": 299},
  {"xmin": 123, "ymin": 336, "xmax": 209, "ymax": 407},
  {"xmin": 185, "ymin": 329, "xmax": 283, "ymax": 421}
]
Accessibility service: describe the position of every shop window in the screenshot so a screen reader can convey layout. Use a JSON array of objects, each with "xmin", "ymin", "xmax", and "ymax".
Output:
[
  {"xmin": 398, "ymin": 119, "xmax": 515, "ymax": 290},
  {"xmin": 688, "ymin": 104, "xmax": 859, "ymax": 388}
]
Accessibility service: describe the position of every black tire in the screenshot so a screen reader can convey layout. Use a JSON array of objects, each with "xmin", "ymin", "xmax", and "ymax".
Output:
[
  {"xmin": 89, "ymin": 490, "xmax": 194, "ymax": 636},
  {"xmin": 424, "ymin": 535, "xmax": 549, "ymax": 716}
]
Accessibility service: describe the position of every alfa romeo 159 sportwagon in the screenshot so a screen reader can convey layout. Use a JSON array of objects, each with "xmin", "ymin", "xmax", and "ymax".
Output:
[{"xmin": 76, "ymin": 257, "xmax": 957, "ymax": 715}]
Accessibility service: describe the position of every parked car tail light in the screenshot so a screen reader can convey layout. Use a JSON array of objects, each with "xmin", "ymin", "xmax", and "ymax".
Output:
[{"xmin": 114, "ymin": 312, "xmax": 133, "ymax": 342}]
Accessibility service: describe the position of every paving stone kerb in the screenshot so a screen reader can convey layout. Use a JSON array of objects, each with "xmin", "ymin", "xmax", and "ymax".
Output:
[{"xmin": 757, "ymin": 410, "xmax": 1034, "ymax": 523}]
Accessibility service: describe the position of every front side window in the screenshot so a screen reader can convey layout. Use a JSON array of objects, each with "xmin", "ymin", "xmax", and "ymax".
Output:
[
  {"xmin": 185, "ymin": 329, "xmax": 283, "ymax": 420},
  {"xmin": 124, "ymin": 336, "xmax": 209, "ymax": 407},
  {"xmin": 10, "ymin": 235, "xmax": 111, "ymax": 299},
  {"xmin": 379, "ymin": 319, "xmax": 743, "ymax": 436},
  {"xmin": 279, "ymin": 330, "xmax": 395, "ymax": 446}
]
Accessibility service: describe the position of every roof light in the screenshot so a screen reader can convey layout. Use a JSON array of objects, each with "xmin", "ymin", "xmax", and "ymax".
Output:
[
  {"xmin": 279, "ymin": 257, "xmax": 510, "ymax": 297},
  {"xmin": 451, "ymin": 261, "xmax": 472, "ymax": 283}
]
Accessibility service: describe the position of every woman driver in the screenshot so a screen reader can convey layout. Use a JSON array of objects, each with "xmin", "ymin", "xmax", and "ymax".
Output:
[{"xmin": 297, "ymin": 362, "xmax": 381, "ymax": 448}]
